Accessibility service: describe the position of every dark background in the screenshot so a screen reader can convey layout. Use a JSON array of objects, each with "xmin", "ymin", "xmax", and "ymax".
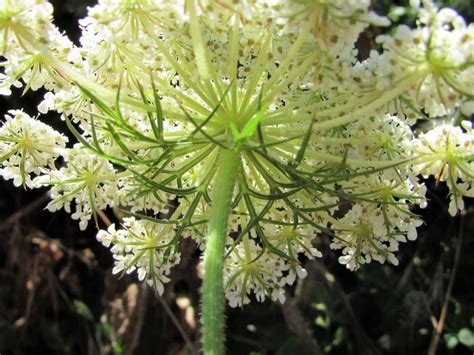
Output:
[{"xmin": 0, "ymin": 1, "xmax": 473, "ymax": 354}]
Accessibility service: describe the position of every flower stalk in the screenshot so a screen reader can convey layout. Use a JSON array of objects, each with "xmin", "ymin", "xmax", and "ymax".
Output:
[{"xmin": 202, "ymin": 147, "xmax": 240, "ymax": 355}]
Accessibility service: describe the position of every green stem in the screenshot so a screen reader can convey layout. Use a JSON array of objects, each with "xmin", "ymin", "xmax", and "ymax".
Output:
[{"xmin": 202, "ymin": 148, "xmax": 240, "ymax": 355}]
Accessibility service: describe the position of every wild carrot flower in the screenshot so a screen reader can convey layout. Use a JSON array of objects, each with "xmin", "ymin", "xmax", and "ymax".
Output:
[
  {"xmin": 0, "ymin": 0, "xmax": 472, "ymax": 328},
  {"xmin": 0, "ymin": 110, "xmax": 67, "ymax": 188}
]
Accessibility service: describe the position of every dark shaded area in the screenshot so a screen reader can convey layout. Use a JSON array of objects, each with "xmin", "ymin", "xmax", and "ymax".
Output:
[{"xmin": 0, "ymin": 1, "xmax": 473, "ymax": 355}]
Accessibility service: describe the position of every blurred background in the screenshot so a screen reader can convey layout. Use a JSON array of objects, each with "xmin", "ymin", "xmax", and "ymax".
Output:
[{"xmin": 0, "ymin": 1, "xmax": 473, "ymax": 354}]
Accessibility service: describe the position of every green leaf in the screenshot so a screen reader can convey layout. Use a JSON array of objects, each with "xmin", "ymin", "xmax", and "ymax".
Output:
[
  {"xmin": 181, "ymin": 107, "xmax": 228, "ymax": 149},
  {"xmin": 119, "ymin": 209, "xmax": 182, "ymax": 225},
  {"xmin": 237, "ymin": 109, "xmax": 265, "ymax": 141},
  {"xmin": 80, "ymin": 81, "xmax": 158, "ymax": 144},
  {"xmin": 173, "ymin": 191, "xmax": 203, "ymax": 242},
  {"xmin": 241, "ymin": 192, "xmax": 290, "ymax": 260},
  {"xmin": 73, "ymin": 299, "xmax": 94, "ymax": 321},
  {"xmin": 88, "ymin": 186, "xmax": 99, "ymax": 228},
  {"xmin": 388, "ymin": 6, "xmax": 406, "ymax": 21},
  {"xmin": 458, "ymin": 328, "xmax": 474, "ymax": 347},
  {"xmin": 315, "ymin": 315, "xmax": 330, "ymax": 328},
  {"xmin": 444, "ymin": 333, "xmax": 459, "ymax": 349},
  {"xmin": 332, "ymin": 327, "xmax": 345, "ymax": 346},
  {"xmin": 105, "ymin": 122, "xmax": 140, "ymax": 162},
  {"xmin": 314, "ymin": 303, "xmax": 327, "ymax": 311},
  {"xmin": 294, "ymin": 120, "xmax": 314, "ymax": 165},
  {"xmin": 135, "ymin": 76, "xmax": 164, "ymax": 142},
  {"xmin": 226, "ymin": 187, "xmax": 274, "ymax": 259},
  {"xmin": 242, "ymin": 133, "xmax": 304, "ymax": 150},
  {"xmin": 130, "ymin": 168, "xmax": 197, "ymax": 195},
  {"xmin": 0, "ymin": 146, "xmax": 19, "ymax": 163},
  {"xmin": 89, "ymin": 113, "xmax": 104, "ymax": 154},
  {"xmin": 236, "ymin": 78, "xmax": 267, "ymax": 143},
  {"xmin": 75, "ymin": 82, "xmax": 117, "ymax": 119},
  {"xmin": 64, "ymin": 115, "xmax": 97, "ymax": 152},
  {"xmin": 246, "ymin": 186, "xmax": 302, "ymax": 200},
  {"xmin": 150, "ymin": 73, "xmax": 164, "ymax": 140}
]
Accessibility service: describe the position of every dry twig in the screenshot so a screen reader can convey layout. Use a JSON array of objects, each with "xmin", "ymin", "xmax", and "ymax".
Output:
[{"xmin": 427, "ymin": 216, "xmax": 464, "ymax": 355}]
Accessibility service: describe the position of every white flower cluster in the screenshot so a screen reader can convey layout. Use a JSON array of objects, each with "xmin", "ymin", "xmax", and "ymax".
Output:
[
  {"xmin": 330, "ymin": 201, "xmax": 423, "ymax": 271},
  {"xmin": 221, "ymin": 200, "xmax": 324, "ymax": 307},
  {"xmin": 0, "ymin": 110, "xmax": 67, "ymax": 187},
  {"xmin": 96, "ymin": 217, "xmax": 180, "ymax": 295},
  {"xmin": 0, "ymin": 0, "xmax": 472, "ymax": 306},
  {"xmin": 413, "ymin": 121, "xmax": 474, "ymax": 216},
  {"xmin": 369, "ymin": 2, "xmax": 474, "ymax": 117},
  {"xmin": 0, "ymin": 0, "xmax": 80, "ymax": 94},
  {"xmin": 35, "ymin": 149, "xmax": 119, "ymax": 230},
  {"xmin": 224, "ymin": 237, "xmax": 292, "ymax": 307}
]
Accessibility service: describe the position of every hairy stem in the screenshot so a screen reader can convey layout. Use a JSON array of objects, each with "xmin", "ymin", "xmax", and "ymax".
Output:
[{"xmin": 202, "ymin": 148, "xmax": 240, "ymax": 355}]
